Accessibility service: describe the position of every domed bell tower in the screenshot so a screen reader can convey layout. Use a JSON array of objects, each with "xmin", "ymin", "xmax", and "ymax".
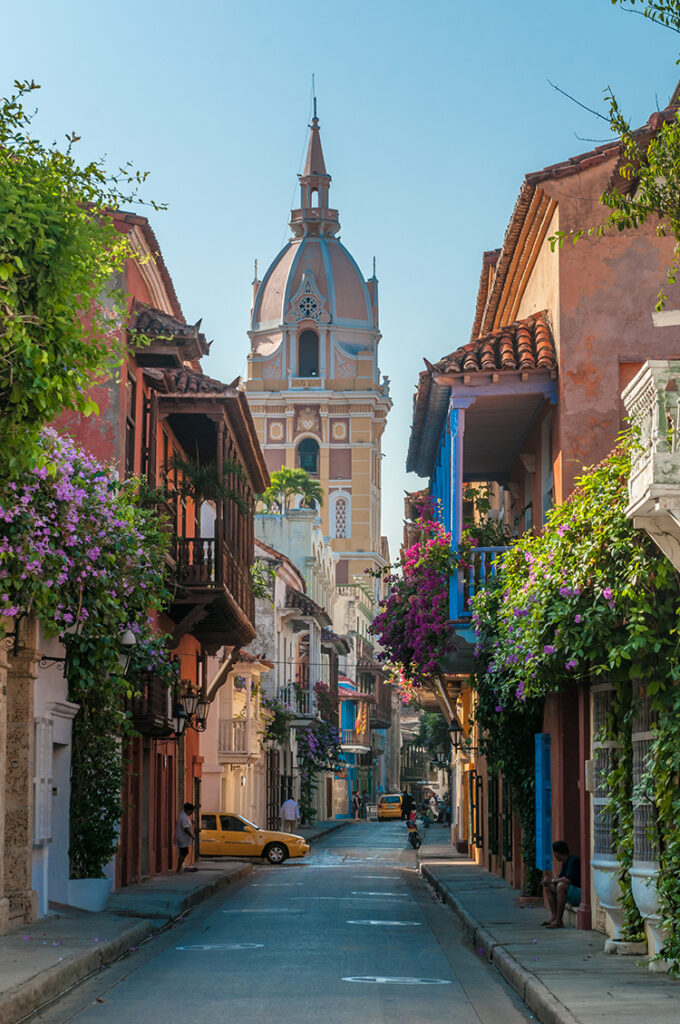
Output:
[{"xmin": 245, "ymin": 109, "xmax": 391, "ymax": 590}]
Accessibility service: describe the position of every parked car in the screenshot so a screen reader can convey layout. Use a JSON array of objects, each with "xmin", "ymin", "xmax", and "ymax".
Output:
[
  {"xmin": 199, "ymin": 812, "xmax": 310, "ymax": 864},
  {"xmin": 377, "ymin": 794, "xmax": 403, "ymax": 820}
]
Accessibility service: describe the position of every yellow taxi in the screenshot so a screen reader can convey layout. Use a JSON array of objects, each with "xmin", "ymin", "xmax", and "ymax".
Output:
[
  {"xmin": 199, "ymin": 812, "xmax": 310, "ymax": 864},
  {"xmin": 377, "ymin": 794, "xmax": 403, "ymax": 820}
]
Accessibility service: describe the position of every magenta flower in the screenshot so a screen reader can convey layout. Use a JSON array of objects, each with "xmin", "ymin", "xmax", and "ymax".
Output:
[
  {"xmin": 543, "ymin": 644, "xmax": 556, "ymax": 655},
  {"xmin": 603, "ymin": 588, "xmax": 613, "ymax": 600}
]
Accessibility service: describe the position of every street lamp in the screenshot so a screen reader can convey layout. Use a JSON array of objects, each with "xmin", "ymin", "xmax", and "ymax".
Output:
[
  {"xmin": 39, "ymin": 625, "xmax": 137, "ymax": 676},
  {"xmin": 448, "ymin": 715, "xmax": 464, "ymax": 752},
  {"xmin": 172, "ymin": 681, "xmax": 211, "ymax": 736}
]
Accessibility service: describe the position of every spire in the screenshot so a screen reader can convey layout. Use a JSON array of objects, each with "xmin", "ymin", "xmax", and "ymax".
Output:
[
  {"xmin": 303, "ymin": 112, "xmax": 326, "ymax": 177},
  {"xmin": 291, "ymin": 100, "xmax": 339, "ymax": 239}
]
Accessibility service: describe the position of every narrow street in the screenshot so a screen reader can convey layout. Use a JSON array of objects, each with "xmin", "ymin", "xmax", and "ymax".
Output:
[{"xmin": 31, "ymin": 823, "xmax": 531, "ymax": 1024}]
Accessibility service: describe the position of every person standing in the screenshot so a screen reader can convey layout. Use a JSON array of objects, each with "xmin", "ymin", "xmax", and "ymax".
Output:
[
  {"xmin": 351, "ymin": 790, "xmax": 361, "ymax": 819},
  {"xmin": 360, "ymin": 791, "xmax": 369, "ymax": 820},
  {"xmin": 174, "ymin": 802, "xmax": 196, "ymax": 873},
  {"xmin": 280, "ymin": 795, "xmax": 301, "ymax": 833},
  {"xmin": 401, "ymin": 790, "xmax": 414, "ymax": 821}
]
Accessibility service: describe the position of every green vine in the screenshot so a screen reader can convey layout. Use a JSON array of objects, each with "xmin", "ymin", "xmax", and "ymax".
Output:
[
  {"xmin": 602, "ymin": 677, "xmax": 646, "ymax": 942},
  {"xmin": 471, "ymin": 436, "xmax": 680, "ymax": 959}
]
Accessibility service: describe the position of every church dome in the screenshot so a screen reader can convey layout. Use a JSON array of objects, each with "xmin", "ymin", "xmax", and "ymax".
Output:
[
  {"xmin": 250, "ymin": 113, "xmax": 377, "ymax": 338},
  {"xmin": 252, "ymin": 235, "xmax": 373, "ymax": 331}
]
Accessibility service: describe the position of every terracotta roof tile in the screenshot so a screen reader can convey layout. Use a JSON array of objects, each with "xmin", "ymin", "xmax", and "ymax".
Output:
[
  {"xmin": 434, "ymin": 311, "xmax": 556, "ymax": 376},
  {"xmin": 164, "ymin": 367, "xmax": 236, "ymax": 395}
]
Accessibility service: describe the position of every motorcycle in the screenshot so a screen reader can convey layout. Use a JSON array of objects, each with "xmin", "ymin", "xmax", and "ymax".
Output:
[{"xmin": 406, "ymin": 818, "xmax": 422, "ymax": 849}]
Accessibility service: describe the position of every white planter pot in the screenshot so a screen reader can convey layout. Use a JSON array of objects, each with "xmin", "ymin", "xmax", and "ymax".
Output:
[
  {"xmin": 630, "ymin": 861, "xmax": 669, "ymax": 969},
  {"xmin": 67, "ymin": 877, "xmax": 113, "ymax": 913},
  {"xmin": 591, "ymin": 854, "xmax": 625, "ymax": 940}
]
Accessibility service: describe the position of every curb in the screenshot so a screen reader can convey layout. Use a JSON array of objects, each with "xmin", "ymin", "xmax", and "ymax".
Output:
[
  {"xmin": 107, "ymin": 862, "xmax": 253, "ymax": 922},
  {"xmin": 421, "ymin": 865, "xmax": 580, "ymax": 1024},
  {"xmin": 2, "ymin": 919, "xmax": 151, "ymax": 1024},
  {"xmin": 4, "ymin": 863, "xmax": 254, "ymax": 1024}
]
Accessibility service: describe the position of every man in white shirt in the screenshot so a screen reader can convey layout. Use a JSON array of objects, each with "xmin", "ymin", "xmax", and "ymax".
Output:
[
  {"xmin": 280, "ymin": 797, "xmax": 301, "ymax": 833},
  {"xmin": 174, "ymin": 802, "xmax": 196, "ymax": 872}
]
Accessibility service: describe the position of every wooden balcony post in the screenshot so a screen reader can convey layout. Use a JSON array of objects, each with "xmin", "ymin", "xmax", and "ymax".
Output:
[{"xmin": 216, "ymin": 422, "xmax": 225, "ymax": 586}]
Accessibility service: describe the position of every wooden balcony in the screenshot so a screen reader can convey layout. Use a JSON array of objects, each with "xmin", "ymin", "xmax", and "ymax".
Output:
[
  {"xmin": 169, "ymin": 532, "xmax": 256, "ymax": 651},
  {"xmin": 341, "ymin": 728, "xmax": 371, "ymax": 753},
  {"xmin": 455, "ymin": 546, "xmax": 509, "ymax": 619},
  {"xmin": 127, "ymin": 673, "xmax": 173, "ymax": 738}
]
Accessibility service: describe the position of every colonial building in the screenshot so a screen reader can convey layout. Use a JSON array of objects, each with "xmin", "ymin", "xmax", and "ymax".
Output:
[
  {"xmin": 406, "ymin": 100, "xmax": 680, "ymax": 940},
  {"xmin": 244, "ymin": 110, "xmax": 391, "ymax": 588}
]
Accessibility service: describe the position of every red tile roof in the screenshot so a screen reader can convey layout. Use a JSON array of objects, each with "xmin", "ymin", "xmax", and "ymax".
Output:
[
  {"xmin": 432, "ymin": 311, "xmax": 555, "ymax": 376},
  {"xmin": 165, "ymin": 367, "xmax": 238, "ymax": 395}
]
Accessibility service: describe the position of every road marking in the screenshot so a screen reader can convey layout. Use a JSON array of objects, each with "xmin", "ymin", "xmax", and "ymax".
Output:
[
  {"xmin": 221, "ymin": 908, "xmax": 302, "ymax": 913},
  {"xmin": 342, "ymin": 976, "xmax": 451, "ymax": 985},
  {"xmin": 346, "ymin": 919, "xmax": 422, "ymax": 926},
  {"xmin": 286, "ymin": 896, "xmax": 408, "ymax": 902},
  {"xmin": 351, "ymin": 891, "xmax": 402, "ymax": 896},
  {"xmin": 176, "ymin": 943, "xmax": 264, "ymax": 951}
]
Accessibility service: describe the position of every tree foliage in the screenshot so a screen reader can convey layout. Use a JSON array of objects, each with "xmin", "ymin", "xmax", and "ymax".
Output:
[
  {"xmin": 0, "ymin": 80, "xmax": 160, "ymax": 473},
  {"xmin": 258, "ymin": 468, "xmax": 323, "ymax": 512},
  {"xmin": 551, "ymin": 2, "xmax": 680, "ymax": 308}
]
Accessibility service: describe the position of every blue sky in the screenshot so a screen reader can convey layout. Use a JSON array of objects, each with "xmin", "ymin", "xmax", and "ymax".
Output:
[{"xmin": 6, "ymin": 0, "xmax": 680, "ymax": 555}]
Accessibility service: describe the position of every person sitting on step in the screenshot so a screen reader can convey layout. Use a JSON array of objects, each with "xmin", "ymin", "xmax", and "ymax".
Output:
[{"xmin": 542, "ymin": 840, "xmax": 581, "ymax": 928}]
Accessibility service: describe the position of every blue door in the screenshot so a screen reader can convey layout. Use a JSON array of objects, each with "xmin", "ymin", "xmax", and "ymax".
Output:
[{"xmin": 535, "ymin": 733, "xmax": 552, "ymax": 871}]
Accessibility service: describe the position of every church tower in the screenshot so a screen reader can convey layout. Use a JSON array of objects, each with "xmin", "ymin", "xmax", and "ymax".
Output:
[{"xmin": 245, "ymin": 110, "xmax": 391, "ymax": 586}]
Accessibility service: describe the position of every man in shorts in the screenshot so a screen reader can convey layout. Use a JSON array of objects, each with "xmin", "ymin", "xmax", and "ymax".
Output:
[
  {"xmin": 542, "ymin": 839, "xmax": 581, "ymax": 928},
  {"xmin": 174, "ymin": 802, "xmax": 196, "ymax": 873}
]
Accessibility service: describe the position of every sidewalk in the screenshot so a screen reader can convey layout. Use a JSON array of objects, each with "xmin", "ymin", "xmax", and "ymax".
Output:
[
  {"xmin": 0, "ymin": 819, "xmax": 348, "ymax": 1024},
  {"xmin": 419, "ymin": 854, "xmax": 679, "ymax": 1024}
]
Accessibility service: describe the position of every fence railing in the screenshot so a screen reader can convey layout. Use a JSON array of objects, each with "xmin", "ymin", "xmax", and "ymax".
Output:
[
  {"xmin": 277, "ymin": 683, "xmax": 314, "ymax": 717},
  {"xmin": 456, "ymin": 546, "xmax": 509, "ymax": 618},
  {"xmin": 341, "ymin": 728, "xmax": 369, "ymax": 747}
]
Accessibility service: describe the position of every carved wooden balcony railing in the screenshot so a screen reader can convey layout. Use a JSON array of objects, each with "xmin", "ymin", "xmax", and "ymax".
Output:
[{"xmin": 169, "ymin": 531, "xmax": 256, "ymax": 647}]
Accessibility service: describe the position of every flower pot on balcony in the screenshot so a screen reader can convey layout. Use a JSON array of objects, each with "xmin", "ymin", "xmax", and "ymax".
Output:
[{"xmin": 67, "ymin": 877, "xmax": 113, "ymax": 913}]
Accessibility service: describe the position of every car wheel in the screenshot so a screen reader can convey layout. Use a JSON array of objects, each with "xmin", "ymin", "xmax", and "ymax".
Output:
[{"xmin": 264, "ymin": 842, "xmax": 288, "ymax": 865}]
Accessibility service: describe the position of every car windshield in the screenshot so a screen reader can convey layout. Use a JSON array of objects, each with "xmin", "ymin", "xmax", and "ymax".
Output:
[
  {"xmin": 238, "ymin": 815, "xmax": 260, "ymax": 830},
  {"xmin": 380, "ymin": 796, "xmax": 400, "ymax": 804}
]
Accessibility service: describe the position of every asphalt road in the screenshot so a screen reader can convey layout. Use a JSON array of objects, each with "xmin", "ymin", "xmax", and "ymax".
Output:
[{"xmin": 33, "ymin": 821, "xmax": 532, "ymax": 1024}]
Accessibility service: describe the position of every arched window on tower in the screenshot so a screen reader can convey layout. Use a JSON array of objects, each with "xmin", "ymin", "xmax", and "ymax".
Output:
[
  {"xmin": 297, "ymin": 438, "xmax": 319, "ymax": 477},
  {"xmin": 311, "ymin": 188, "xmax": 319, "ymax": 208},
  {"xmin": 298, "ymin": 329, "xmax": 319, "ymax": 377}
]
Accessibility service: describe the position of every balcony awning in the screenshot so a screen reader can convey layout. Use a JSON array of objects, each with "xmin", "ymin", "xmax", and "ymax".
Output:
[
  {"xmin": 284, "ymin": 586, "xmax": 332, "ymax": 627},
  {"xmin": 321, "ymin": 627, "xmax": 351, "ymax": 654},
  {"xmin": 407, "ymin": 312, "xmax": 558, "ymax": 482},
  {"xmin": 338, "ymin": 690, "xmax": 375, "ymax": 704}
]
